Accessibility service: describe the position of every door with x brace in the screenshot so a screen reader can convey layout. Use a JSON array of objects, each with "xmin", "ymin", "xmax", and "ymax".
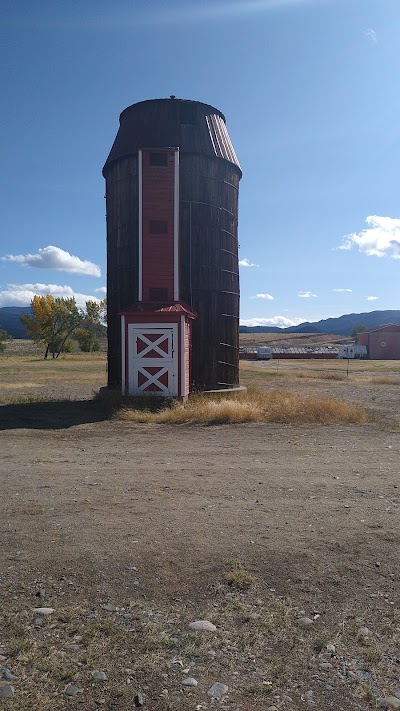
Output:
[{"xmin": 128, "ymin": 324, "xmax": 178, "ymax": 396}]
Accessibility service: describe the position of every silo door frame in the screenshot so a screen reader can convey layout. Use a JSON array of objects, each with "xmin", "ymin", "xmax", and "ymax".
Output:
[{"xmin": 128, "ymin": 323, "xmax": 178, "ymax": 396}]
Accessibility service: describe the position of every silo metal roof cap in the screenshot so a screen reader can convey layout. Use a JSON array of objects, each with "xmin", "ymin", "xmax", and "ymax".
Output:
[{"xmin": 103, "ymin": 98, "xmax": 242, "ymax": 177}]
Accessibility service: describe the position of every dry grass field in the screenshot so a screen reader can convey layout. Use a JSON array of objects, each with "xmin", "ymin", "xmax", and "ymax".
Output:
[
  {"xmin": 239, "ymin": 332, "xmax": 351, "ymax": 349},
  {"xmin": 1, "ymin": 341, "xmax": 400, "ymax": 710}
]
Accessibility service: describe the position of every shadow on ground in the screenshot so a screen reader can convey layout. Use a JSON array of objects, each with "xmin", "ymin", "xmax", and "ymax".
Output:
[{"xmin": 0, "ymin": 399, "xmax": 110, "ymax": 430}]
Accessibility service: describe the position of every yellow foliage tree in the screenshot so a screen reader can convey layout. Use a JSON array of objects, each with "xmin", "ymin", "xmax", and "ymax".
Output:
[{"xmin": 21, "ymin": 295, "xmax": 84, "ymax": 359}]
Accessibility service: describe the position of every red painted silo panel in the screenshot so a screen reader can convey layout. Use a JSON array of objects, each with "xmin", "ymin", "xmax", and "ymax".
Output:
[
  {"xmin": 141, "ymin": 149, "xmax": 175, "ymax": 302},
  {"xmin": 185, "ymin": 320, "xmax": 191, "ymax": 395}
]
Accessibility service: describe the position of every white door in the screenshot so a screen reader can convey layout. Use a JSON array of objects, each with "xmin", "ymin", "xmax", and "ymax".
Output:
[{"xmin": 128, "ymin": 324, "xmax": 178, "ymax": 396}]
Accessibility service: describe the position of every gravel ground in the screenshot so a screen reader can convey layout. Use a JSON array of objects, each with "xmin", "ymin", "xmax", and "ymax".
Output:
[{"xmin": 0, "ymin": 359, "xmax": 399, "ymax": 709}]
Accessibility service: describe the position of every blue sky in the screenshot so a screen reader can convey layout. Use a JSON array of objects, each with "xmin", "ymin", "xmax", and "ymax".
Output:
[{"xmin": 1, "ymin": 0, "xmax": 399, "ymax": 327}]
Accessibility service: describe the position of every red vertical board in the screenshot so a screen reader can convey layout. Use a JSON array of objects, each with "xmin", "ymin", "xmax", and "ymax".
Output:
[{"xmin": 141, "ymin": 149, "xmax": 175, "ymax": 302}]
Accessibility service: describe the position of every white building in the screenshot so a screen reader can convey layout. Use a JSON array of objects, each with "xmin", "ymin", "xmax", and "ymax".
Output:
[{"xmin": 338, "ymin": 344, "xmax": 367, "ymax": 359}]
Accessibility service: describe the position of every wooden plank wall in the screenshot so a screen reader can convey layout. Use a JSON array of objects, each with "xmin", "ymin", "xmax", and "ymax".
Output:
[
  {"xmin": 180, "ymin": 154, "xmax": 240, "ymax": 389},
  {"xmin": 105, "ymin": 156, "xmax": 138, "ymax": 388},
  {"xmin": 105, "ymin": 151, "xmax": 241, "ymax": 391}
]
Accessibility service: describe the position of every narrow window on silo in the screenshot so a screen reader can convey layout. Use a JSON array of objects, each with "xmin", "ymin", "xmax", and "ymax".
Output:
[
  {"xmin": 150, "ymin": 152, "xmax": 168, "ymax": 167},
  {"xmin": 149, "ymin": 287, "xmax": 168, "ymax": 301},
  {"xmin": 150, "ymin": 220, "xmax": 168, "ymax": 234}
]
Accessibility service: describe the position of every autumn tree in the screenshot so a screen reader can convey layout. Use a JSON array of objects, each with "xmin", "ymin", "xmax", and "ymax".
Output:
[{"xmin": 21, "ymin": 295, "xmax": 83, "ymax": 358}]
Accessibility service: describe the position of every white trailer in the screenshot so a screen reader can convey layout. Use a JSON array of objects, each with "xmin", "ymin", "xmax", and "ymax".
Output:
[
  {"xmin": 257, "ymin": 346, "xmax": 273, "ymax": 360},
  {"xmin": 338, "ymin": 344, "xmax": 367, "ymax": 359}
]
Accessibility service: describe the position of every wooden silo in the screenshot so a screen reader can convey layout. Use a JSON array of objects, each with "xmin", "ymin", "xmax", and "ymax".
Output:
[{"xmin": 103, "ymin": 98, "xmax": 242, "ymax": 395}]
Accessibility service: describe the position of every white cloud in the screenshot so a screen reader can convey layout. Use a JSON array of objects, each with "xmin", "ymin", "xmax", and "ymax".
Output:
[
  {"xmin": 1, "ymin": 245, "xmax": 101, "ymax": 277},
  {"xmin": 338, "ymin": 216, "xmax": 400, "ymax": 259},
  {"xmin": 366, "ymin": 295, "xmax": 379, "ymax": 301},
  {"xmin": 240, "ymin": 316, "xmax": 304, "ymax": 328},
  {"xmin": 298, "ymin": 290, "xmax": 317, "ymax": 298},
  {"xmin": 95, "ymin": 286, "xmax": 107, "ymax": 294},
  {"xmin": 253, "ymin": 293, "xmax": 274, "ymax": 300},
  {"xmin": 0, "ymin": 283, "xmax": 101, "ymax": 309},
  {"xmin": 364, "ymin": 28, "xmax": 378, "ymax": 44},
  {"xmin": 333, "ymin": 288, "xmax": 352, "ymax": 293},
  {"xmin": 239, "ymin": 258, "xmax": 259, "ymax": 267}
]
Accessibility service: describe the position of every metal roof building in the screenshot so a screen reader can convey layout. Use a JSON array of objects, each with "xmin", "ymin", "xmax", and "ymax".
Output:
[{"xmin": 357, "ymin": 324, "xmax": 400, "ymax": 359}]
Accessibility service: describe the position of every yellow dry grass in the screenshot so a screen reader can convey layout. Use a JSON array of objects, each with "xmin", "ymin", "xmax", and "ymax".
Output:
[
  {"xmin": 0, "ymin": 393, "xmax": 47, "ymax": 405},
  {"xmin": 240, "ymin": 358, "xmax": 400, "ymax": 377},
  {"xmin": 0, "ymin": 353, "xmax": 107, "ymax": 402},
  {"xmin": 293, "ymin": 370, "xmax": 346, "ymax": 381},
  {"xmin": 370, "ymin": 376, "xmax": 400, "ymax": 385},
  {"xmin": 114, "ymin": 388, "xmax": 371, "ymax": 426}
]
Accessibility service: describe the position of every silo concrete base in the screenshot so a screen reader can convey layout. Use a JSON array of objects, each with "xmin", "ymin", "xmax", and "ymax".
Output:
[
  {"xmin": 193, "ymin": 385, "xmax": 247, "ymax": 397},
  {"xmin": 97, "ymin": 385, "xmax": 247, "ymax": 402}
]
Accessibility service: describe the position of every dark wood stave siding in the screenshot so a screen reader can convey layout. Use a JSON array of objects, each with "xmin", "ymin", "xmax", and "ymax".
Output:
[
  {"xmin": 103, "ymin": 99, "xmax": 241, "ymax": 392},
  {"xmin": 180, "ymin": 154, "xmax": 240, "ymax": 389},
  {"xmin": 105, "ymin": 156, "xmax": 138, "ymax": 387}
]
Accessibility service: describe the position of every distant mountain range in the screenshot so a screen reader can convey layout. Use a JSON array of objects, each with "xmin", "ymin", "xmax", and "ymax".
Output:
[
  {"xmin": 241, "ymin": 310, "xmax": 400, "ymax": 336},
  {"xmin": 1, "ymin": 306, "xmax": 400, "ymax": 339},
  {"xmin": 0, "ymin": 307, "xmax": 31, "ymax": 338}
]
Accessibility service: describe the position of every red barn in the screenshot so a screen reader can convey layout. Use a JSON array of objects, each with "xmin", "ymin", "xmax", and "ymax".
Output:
[{"xmin": 357, "ymin": 324, "xmax": 400, "ymax": 359}]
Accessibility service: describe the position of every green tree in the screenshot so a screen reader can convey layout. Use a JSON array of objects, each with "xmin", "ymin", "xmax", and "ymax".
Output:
[
  {"xmin": 21, "ymin": 295, "xmax": 83, "ymax": 359},
  {"xmin": 74, "ymin": 328, "xmax": 100, "ymax": 352},
  {"xmin": 74, "ymin": 299, "xmax": 106, "ymax": 352},
  {"xmin": 351, "ymin": 324, "xmax": 367, "ymax": 343},
  {"xmin": 0, "ymin": 328, "xmax": 11, "ymax": 354}
]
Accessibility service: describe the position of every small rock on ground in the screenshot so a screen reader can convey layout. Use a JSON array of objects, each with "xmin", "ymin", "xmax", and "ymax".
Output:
[
  {"xmin": 65, "ymin": 684, "xmax": 81, "ymax": 697},
  {"xmin": 189, "ymin": 620, "xmax": 216, "ymax": 631},
  {"xmin": 93, "ymin": 671, "xmax": 107, "ymax": 682},
  {"xmin": 134, "ymin": 692, "xmax": 144, "ymax": 707},
  {"xmin": 0, "ymin": 669, "xmax": 17, "ymax": 681},
  {"xmin": 296, "ymin": 616, "xmax": 313, "ymax": 628},
  {"xmin": 182, "ymin": 677, "xmax": 198, "ymax": 687},
  {"xmin": 358, "ymin": 626, "xmax": 372, "ymax": 638},
  {"xmin": 208, "ymin": 682, "xmax": 228, "ymax": 699},
  {"xmin": 33, "ymin": 607, "xmax": 54, "ymax": 616},
  {"xmin": 0, "ymin": 686, "xmax": 15, "ymax": 698},
  {"xmin": 382, "ymin": 697, "xmax": 400, "ymax": 710}
]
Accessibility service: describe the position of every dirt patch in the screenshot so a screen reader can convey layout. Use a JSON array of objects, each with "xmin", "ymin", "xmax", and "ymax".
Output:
[{"xmin": 0, "ymin": 354, "xmax": 399, "ymax": 709}]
